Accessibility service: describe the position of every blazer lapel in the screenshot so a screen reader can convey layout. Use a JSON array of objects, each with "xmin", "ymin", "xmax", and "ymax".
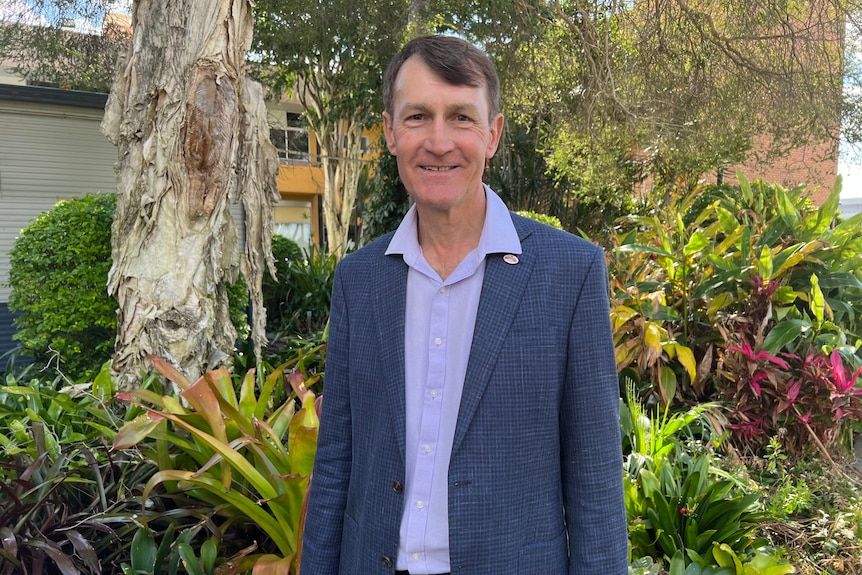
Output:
[
  {"xmin": 375, "ymin": 251, "xmax": 409, "ymax": 463},
  {"xmin": 452, "ymin": 216, "xmax": 535, "ymax": 454}
]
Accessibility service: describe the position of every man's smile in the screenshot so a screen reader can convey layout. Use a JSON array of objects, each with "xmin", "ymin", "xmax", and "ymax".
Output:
[{"xmin": 421, "ymin": 165, "xmax": 457, "ymax": 171}]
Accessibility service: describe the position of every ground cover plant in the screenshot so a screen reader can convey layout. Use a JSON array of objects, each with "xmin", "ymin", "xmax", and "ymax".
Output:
[{"xmin": 0, "ymin": 363, "xmax": 156, "ymax": 574}]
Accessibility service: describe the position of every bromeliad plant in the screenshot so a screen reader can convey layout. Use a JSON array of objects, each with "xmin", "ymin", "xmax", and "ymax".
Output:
[{"xmin": 112, "ymin": 356, "xmax": 321, "ymax": 574}]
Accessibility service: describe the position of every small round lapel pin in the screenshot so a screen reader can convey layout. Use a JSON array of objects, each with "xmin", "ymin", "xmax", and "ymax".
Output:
[{"xmin": 503, "ymin": 254, "xmax": 519, "ymax": 265}]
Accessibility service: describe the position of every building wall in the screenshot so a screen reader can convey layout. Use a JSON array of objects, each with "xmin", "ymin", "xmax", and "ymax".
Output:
[
  {"xmin": 723, "ymin": 135, "xmax": 839, "ymax": 205},
  {"xmin": 0, "ymin": 93, "xmax": 117, "ymax": 303}
]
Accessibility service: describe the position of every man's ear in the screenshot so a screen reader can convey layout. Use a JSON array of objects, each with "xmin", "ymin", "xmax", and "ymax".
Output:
[
  {"xmin": 485, "ymin": 113, "xmax": 505, "ymax": 159},
  {"xmin": 383, "ymin": 111, "xmax": 397, "ymax": 155}
]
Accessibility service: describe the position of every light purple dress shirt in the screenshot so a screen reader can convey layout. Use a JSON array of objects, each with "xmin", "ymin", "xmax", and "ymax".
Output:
[{"xmin": 385, "ymin": 186, "xmax": 522, "ymax": 574}]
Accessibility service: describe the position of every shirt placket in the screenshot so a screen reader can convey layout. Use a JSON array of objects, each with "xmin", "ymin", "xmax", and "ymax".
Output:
[{"xmin": 404, "ymin": 282, "xmax": 449, "ymax": 572}]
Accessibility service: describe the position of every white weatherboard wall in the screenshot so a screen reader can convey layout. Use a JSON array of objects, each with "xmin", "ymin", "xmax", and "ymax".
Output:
[{"xmin": 0, "ymin": 98, "xmax": 117, "ymax": 303}]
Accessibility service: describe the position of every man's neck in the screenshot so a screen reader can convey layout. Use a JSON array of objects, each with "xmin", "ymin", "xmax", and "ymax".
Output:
[{"xmin": 415, "ymin": 192, "xmax": 486, "ymax": 281}]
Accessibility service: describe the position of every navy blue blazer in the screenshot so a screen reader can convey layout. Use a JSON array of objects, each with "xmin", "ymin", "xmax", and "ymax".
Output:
[{"xmin": 301, "ymin": 213, "xmax": 628, "ymax": 574}]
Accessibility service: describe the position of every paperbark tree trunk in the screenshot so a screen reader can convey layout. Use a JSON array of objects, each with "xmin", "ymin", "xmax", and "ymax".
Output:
[
  {"xmin": 318, "ymin": 119, "xmax": 364, "ymax": 258},
  {"xmin": 101, "ymin": 0, "xmax": 279, "ymax": 389}
]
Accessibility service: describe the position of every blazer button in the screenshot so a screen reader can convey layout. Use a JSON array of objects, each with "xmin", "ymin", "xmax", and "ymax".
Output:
[
  {"xmin": 381, "ymin": 555, "xmax": 393, "ymax": 568},
  {"xmin": 392, "ymin": 480, "xmax": 403, "ymax": 493}
]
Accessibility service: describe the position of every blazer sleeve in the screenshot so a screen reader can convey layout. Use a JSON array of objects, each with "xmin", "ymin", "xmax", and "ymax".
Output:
[
  {"xmin": 562, "ymin": 247, "xmax": 629, "ymax": 574},
  {"xmin": 300, "ymin": 267, "xmax": 352, "ymax": 574}
]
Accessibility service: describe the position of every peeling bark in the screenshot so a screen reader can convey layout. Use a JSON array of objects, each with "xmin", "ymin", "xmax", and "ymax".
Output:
[
  {"xmin": 318, "ymin": 119, "xmax": 364, "ymax": 258},
  {"xmin": 101, "ymin": 0, "xmax": 278, "ymax": 389}
]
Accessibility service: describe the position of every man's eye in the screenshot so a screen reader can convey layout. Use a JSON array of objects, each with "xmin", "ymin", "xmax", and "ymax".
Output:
[
  {"xmin": 408, "ymin": 114, "xmax": 424, "ymax": 121},
  {"xmin": 455, "ymin": 115, "xmax": 471, "ymax": 122}
]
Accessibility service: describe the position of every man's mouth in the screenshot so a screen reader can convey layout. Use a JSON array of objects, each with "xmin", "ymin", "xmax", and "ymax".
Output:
[{"xmin": 422, "ymin": 166, "xmax": 456, "ymax": 171}]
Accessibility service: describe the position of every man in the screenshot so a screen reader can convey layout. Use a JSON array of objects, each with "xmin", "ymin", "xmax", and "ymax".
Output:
[{"xmin": 300, "ymin": 35, "xmax": 628, "ymax": 575}]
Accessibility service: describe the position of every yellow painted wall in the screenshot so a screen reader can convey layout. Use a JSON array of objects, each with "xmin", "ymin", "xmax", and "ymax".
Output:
[{"xmin": 275, "ymin": 120, "xmax": 381, "ymax": 246}]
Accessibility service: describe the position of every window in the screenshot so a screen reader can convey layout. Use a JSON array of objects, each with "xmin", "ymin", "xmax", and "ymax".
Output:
[
  {"xmin": 274, "ymin": 201, "xmax": 313, "ymax": 248},
  {"xmin": 270, "ymin": 112, "xmax": 310, "ymax": 162},
  {"xmin": 341, "ymin": 135, "xmax": 371, "ymax": 155}
]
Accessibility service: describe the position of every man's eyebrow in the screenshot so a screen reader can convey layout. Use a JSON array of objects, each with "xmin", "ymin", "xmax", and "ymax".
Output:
[
  {"xmin": 400, "ymin": 102, "xmax": 432, "ymax": 115},
  {"xmin": 399, "ymin": 102, "xmax": 482, "ymax": 116},
  {"xmin": 446, "ymin": 103, "xmax": 481, "ymax": 116}
]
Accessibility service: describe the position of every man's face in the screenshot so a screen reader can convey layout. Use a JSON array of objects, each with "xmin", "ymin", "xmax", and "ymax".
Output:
[{"xmin": 383, "ymin": 56, "xmax": 504, "ymax": 215}]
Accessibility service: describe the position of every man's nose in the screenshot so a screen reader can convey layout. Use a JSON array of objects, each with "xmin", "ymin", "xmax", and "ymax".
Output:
[{"xmin": 425, "ymin": 118, "xmax": 455, "ymax": 154}]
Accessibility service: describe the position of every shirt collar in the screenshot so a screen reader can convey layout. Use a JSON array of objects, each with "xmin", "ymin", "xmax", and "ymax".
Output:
[{"xmin": 385, "ymin": 184, "xmax": 522, "ymax": 261}]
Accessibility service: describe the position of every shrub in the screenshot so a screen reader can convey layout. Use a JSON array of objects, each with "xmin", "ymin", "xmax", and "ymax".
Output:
[
  {"xmin": 262, "ymin": 243, "xmax": 336, "ymax": 365},
  {"xmin": 7, "ymin": 194, "xmax": 252, "ymax": 379},
  {"xmin": 610, "ymin": 173, "xmax": 862, "ymax": 456},
  {"xmin": 7, "ymin": 194, "xmax": 117, "ymax": 380},
  {"xmin": 262, "ymin": 234, "xmax": 303, "ymax": 333},
  {"xmin": 516, "ymin": 210, "xmax": 564, "ymax": 230},
  {"xmin": 283, "ymin": 245, "xmax": 336, "ymax": 336}
]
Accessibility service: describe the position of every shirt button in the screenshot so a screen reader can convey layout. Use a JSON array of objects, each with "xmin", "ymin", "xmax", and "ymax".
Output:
[
  {"xmin": 439, "ymin": 287, "xmax": 446, "ymax": 294},
  {"xmin": 412, "ymin": 553, "xmax": 420, "ymax": 562},
  {"xmin": 434, "ymin": 337, "xmax": 442, "ymax": 346},
  {"xmin": 430, "ymin": 390, "xmax": 438, "ymax": 398},
  {"xmin": 416, "ymin": 500, "xmax": 424, "ymax": 509},
  {"xmin": 423, "ymin": 444, "xmax": 432, "ymax": 453}
]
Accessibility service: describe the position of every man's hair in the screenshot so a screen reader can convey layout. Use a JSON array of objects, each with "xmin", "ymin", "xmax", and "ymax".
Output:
[{"xmin": 383, "ymin": 35, "xmax": 501, "ymax": 120}]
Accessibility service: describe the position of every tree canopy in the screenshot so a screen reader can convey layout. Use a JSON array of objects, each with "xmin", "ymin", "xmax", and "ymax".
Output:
[
  {"xmin": 0, "ymin": 0, "xmax": 129, "ymax": 92},
  {"xmin": 252, "ymin": 0, "xmax": 406, "ymax": 256}
]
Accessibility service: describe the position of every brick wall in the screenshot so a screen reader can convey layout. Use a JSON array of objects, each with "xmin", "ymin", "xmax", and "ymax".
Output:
[{"xmin": 721, "ymin": 136, "xmax": 839, "ymax": 206}]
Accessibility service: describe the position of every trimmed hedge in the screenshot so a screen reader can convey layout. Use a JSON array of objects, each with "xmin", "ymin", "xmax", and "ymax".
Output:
[{"xmin": 8, "ymin": 194, "xmax": 117, "ymax": 379}]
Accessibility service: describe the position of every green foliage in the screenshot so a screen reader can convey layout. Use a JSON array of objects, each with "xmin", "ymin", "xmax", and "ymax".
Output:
[
  {"xmin": 622, "ymin": 386, "xmax": 770, "ymax": 571},
  {"xmin": 0, "ymin": 364, "xmax": 155, "ymax": 574},
  {"xmin": 259, "ymin": 237, "xmax": 334, "ymax": 354},
  {"xmin": 710, "ymin": 177, "xmax": 862, "ymax": 453},
  {"xmin": 633, "ymin": 545, "xmax": 795, "ymax": 575},
  {"xmin": 226, "ymin": 273, "xmax": 251, "ymax": 343},
  {"xmin": 0, "ymin": 363, "xmax": 115, "ymax": 468},
  {"xmin": 113, "ymin": 354, "xmax": 323, "ymax": 573},
  {"xmin": 0, "ymin": 1, "xmax": 129, "ymax": 92},
  {"xmin": 488, "ymin": 119, "xmax": 634, "ymax": 240},
  {"xmin": 609, "ymin": 174, "xmax": 862, "ymax": 456},
  {"xmin": 359, "ymin": 137, "xmax": 410, "ymax": 244},
  {"xmin": 620, "ymin": 379, "xmax": 721, "ymax": 470},
  {"xmin": 122, "ymin": 526, "xmax": 220, "ymax": 575},
  {"xmin": 746, "ymin": 450, "xmax": 862, "ymax": 572},
  {"xmin": 7, "ymin": 194, "xmax": 118, "ymax": 380},
  {"xmin": 279, "ymin": 245, "xmax": 337, "ymax": 338},
  {"xmin": 7, "ymin": 193, "xmax": 252, "ymax": 380},
  {"xmin": 516, "ymin": 210, "xmax": 564, "ymax": 230},
  {"xmin": 262, "ymin": 234, "xmax": 304, "ymax": 333}
]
